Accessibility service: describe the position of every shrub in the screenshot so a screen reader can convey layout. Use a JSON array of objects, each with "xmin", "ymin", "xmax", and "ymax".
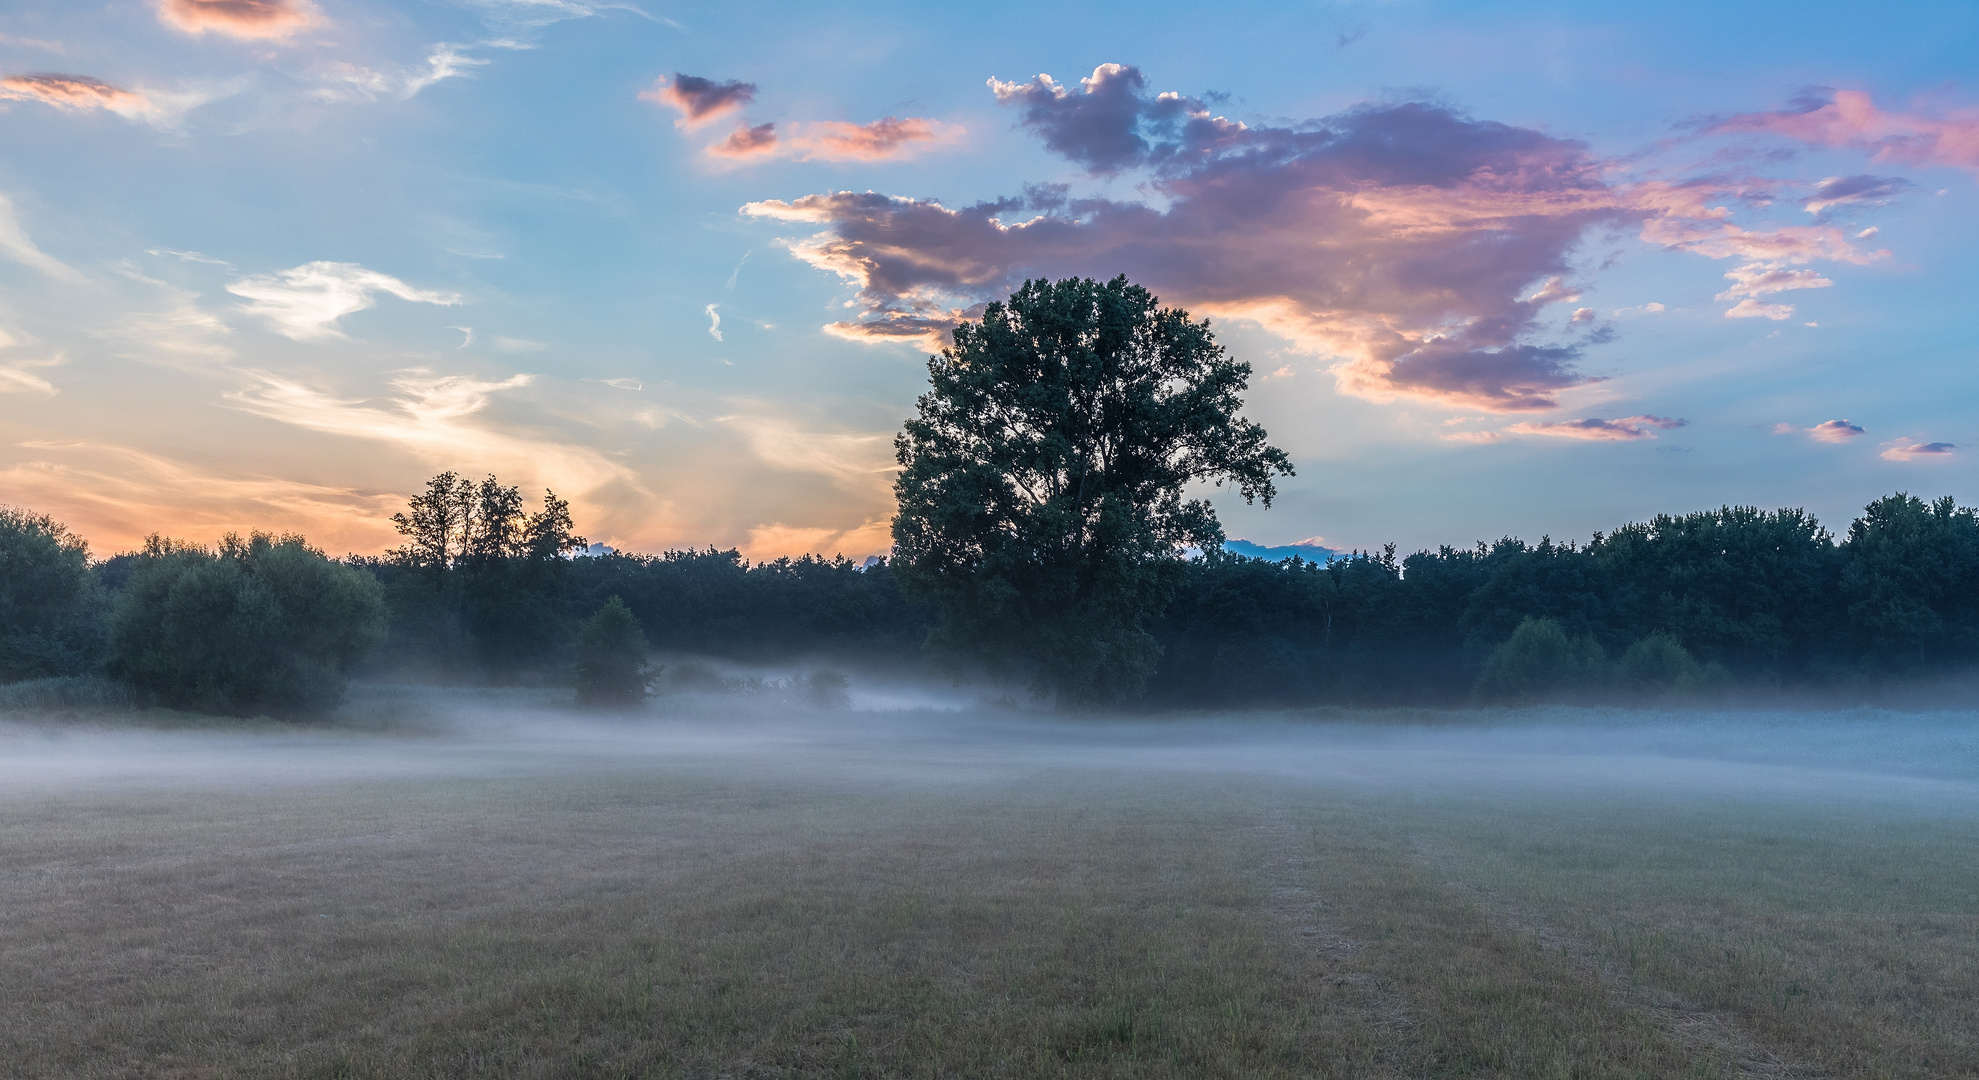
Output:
[
  {"xmin": 805, "ymin": 669, "xmax": 851, "ymax": 710},
  {"xmin": 1474, "ymin": 617, "xmax": 1606, "ymax": 703},
  {"xmin": 573, "ymin": 596, "xmax": 652, "ymax": 706},
  {"xmin": 1618, "ymin": 633, "xmax": 1709, "ymax": 696},
  {"xmin": 109, "ymin": 533, "xmax": 387, "ymax": 715}
]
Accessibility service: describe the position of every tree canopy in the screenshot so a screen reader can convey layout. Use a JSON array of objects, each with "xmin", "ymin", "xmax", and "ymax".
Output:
[{"xmin": 890, "ymin": 275, "xmax": 1292, "ymax": 706}]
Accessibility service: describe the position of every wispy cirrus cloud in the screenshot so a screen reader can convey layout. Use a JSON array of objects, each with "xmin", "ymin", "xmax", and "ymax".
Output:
[
  {"xmin": 1506, "ymin": 415, "xmax": 1687, "ymax": 441},
  {"xmin": 1880, "ymin": 439, "xmax": 1955, "ymax": 461},
  {"xmin": 155, "ymin": 0, "xmax": 320, "ymax": 41},
  {"xmin": 0, "ymin": 191, "xmax": 82, "ymax": 283},
  {"xmin": 1713, "ymin": 90, "xmax": 1979, "ymax": 172},
  {"xmin": 1803, "ymin": 174, "xmax": 1912, "ymax": 217},
  {"xmin": 225, "ymin": 262, "xmax": 461, "ymax": 340},
  {"xmin": 312, "ymin": 46, "xmax": 489, "ymax": 104}
]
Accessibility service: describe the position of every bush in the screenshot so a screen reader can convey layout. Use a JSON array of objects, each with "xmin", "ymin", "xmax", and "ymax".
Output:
[
  {"xmin": 574, "ymin": 596, "xmax": 652, "ymax": 706},
  {"xmin": 0, "ymin": 507, "xmax": 103, "ymax": 681},
  {"xmin": 1618, "ymin": 633, "xmax": 1710, "ymax": 697},
  {"xmin": 805, "ymin": 669, "xmax": 851, "ymax": 710},
  {"xmin": 109, "ymin": 533, "xmax": 388, "ymax": 716},
  {"xmin": 1474, "ymin": 617, "xmax": 1605, "ymax": 703}
]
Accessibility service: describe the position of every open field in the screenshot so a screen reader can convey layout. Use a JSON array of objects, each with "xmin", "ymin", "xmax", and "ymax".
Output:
[{"xmin": 2, "ymin": 694, "xmax": 1976, "ymax": 1078}]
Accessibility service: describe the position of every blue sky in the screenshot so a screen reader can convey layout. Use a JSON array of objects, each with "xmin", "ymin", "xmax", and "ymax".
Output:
[{"xmin": 0, "ymin": 0, "xmax": 1973, "ymax": 558}]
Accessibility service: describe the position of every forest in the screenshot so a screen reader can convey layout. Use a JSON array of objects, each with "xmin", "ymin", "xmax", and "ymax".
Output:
[{"xmin": 3, "ymin": 483, "xmax": 1976, "ymax": 714}]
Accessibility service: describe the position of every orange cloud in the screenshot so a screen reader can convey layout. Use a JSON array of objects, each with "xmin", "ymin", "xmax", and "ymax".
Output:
[
  {"xmin": 155, "ymin": 0, "xmax": 318, "ymax": 41},
  {"xmin": 709, "ymin": 121, "xmax": 779, "ymax": 159},
  {"xmin": 1716, "ymin": 90, "xmax": 1979, "ymax": 172},
  {"xmin": 1880, "ymin": 440, "xmax": 1954, "ymax": 462},
  {"xmin": 0, "ymin": 73, "xmax": 152, "ymax": 116},
  {"xmin": 1808, "ymin": 420, "xmax": 1865, "ymax": 443}
]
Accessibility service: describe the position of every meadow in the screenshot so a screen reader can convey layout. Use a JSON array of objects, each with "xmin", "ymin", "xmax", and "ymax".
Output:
[{"xmin": 1, "ymin": 691, "xmax": 1974, "ymax": 1078}]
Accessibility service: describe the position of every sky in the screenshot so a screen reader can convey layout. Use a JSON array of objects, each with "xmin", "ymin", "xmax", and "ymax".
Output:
[{"xmin": 0, "ymin": 0, "xmax": 1975, "ymax": 561}]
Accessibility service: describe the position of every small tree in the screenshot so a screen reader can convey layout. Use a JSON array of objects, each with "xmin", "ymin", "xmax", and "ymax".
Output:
[
  {"xmin": 1473, "ymin": 617, "xmax": 1605, "ymax": 703},
  {"xmin": 574, "ymin": 596, "xmax": 651, "ymax": 706},
  {"xmin": 891, "ymin": 276, "xmax": 1292, "ymax": 707},
  {"xmin": 109, "ymin": 533, "xmax": 387, "ymax": 715}
]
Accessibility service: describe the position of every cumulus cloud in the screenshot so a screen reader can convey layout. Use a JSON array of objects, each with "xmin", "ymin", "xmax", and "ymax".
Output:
[
  {"xmin": 1803, "ymin": 174, "xmax": 1912, "ymax": 217},
  {"xmin": 709, "ymin": 121, "xmax": 779, "ymax": 158},
  {"xmin": 0, "ymin": 73, "xmax": 154, "ymax": 118},
  {"xmin": 1807, "ymin": 419, "xmax": 1865, "ymax": 442},
  {"xmin": 1506, "ymin": 415, "xmax": 1687, "ymax": 441},
  {"xmin": 1713, "ymin": 261, "xmax": 1832, "ymax": 319},
  {"xmin": 641, "ymin": 73, "xmax": 756, "ymax": 128},
  {"xmin": 746, "ymin": 65, "xmax": 1896, "ymax": 415},
  {"xmin": 1715, "ymin": 90, "xmax": 1979, "ymax": 172},
  {"xmin": 1880, "ymin": 440, "xmax": 1955, "ymax": 461},
  {"xmin": 225, "ymin": 262, "xmax": 462, "ymax": 340},
  {"xmin": 155, "ymin": 0, "xmax": 320, "ymax": 40}
]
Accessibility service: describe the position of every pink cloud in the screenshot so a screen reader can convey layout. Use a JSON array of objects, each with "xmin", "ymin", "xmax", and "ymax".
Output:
[
  {"xmin": 1506, "ymin": 415, "xmax": 1687, "ymax": 441},
  {"xmin": 155, "ymin": 0, "xmax": 318, "ymax": 40},
  {"xmin": 743, "ymin": 65, "xmax": 1895, "ymax": 414},
  {"xmin": 709, "ymin": 121, "xmax": 779, "ymax": 159},
  {"xmin": 640, "ymin": 74, "xmax": 756, "ymax": 129},
  {"xmin": 1715, "ymin": 90, "xmax": 1979, "ymax": 172},
  {"xmin": 1808, "ymin": 419, "xmax": 1865, "ymax": 443},
  {"xmin": 1881, "ymin": 440, "xmax": 1955, "ymax": 461},
  {"xmin": 706, "ymin": 117, "xmax": 959, "ymax": 164},
  {"xmin": 0, "ymin": 73, "xmax": 151, "ymax": 116}
]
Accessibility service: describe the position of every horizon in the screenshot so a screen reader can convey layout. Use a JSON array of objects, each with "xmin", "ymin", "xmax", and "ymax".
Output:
[{"xmin": 2, "ymin": 0, "xmax": 1974, "ymax": 560}]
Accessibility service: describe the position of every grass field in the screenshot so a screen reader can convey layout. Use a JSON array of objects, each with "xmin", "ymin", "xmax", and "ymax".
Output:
[{"xmin": 1, "ymin": 693, "xmax": 1975, "ymax": 1078}]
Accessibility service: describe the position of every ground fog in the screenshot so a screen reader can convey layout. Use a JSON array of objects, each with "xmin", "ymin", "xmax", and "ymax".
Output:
[{"xmin": 1, "ymin": 692, "xmax": 1974, "ymax": 1078}]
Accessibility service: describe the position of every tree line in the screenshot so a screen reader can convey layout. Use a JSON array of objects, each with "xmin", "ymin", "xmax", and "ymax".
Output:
[{"xmin": 2, "ymin": 276, "xmax": 1974, "ymax": 714}]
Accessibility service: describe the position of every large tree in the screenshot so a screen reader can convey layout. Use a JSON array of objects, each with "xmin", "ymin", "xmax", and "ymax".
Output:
[{"xmin": 891, "ymin": 276, "xmax": 1292, "ymax": 706}]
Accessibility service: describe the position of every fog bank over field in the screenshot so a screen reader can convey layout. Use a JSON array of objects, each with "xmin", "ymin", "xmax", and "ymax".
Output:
[{"xmin": 4, "ymin": 690, "xmax": 1976, "ymax": 810}]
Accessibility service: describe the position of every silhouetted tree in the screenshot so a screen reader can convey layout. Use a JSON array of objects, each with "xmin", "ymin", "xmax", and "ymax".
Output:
[
  {"xmin": 891, "ymin": 276, "xmax": 1292, "ymax": 706},
  {"xmin": 573, "ymin": 596, "xmax": 650, "ymax": 706},
  {"xmin": 110, "ymin": 533, "xmax": 387, "ymax": 715},
  {"xmin": 0, "ymin": 506, "xmax": 102, "ymax": 681}
]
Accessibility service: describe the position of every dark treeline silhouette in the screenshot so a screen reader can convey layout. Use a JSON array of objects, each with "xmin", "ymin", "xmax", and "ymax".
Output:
[{"xmin": 2, "ymin": 487, "xmax": 1976, "ymax": 714}]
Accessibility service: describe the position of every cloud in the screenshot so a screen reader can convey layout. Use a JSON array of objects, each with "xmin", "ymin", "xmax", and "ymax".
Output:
[
  {"xmin": 1570, "ymin": 307, "xmax": 1594, "ymax": 323},
  {"xmin": 0, "ymin": 441, "xmax": 405, "ymax": 555},
  {"xmin": 1807, "ymin": 419, "xmax": 1865, "ymax": 442},
  {"xmin": 1440, "ymin": 430, "xmax": 1501, "ymax": 444},
  {"xmin": 705, "ymin": 303, "xmax": 722, "ymax": 341},
  {"xmin": 1880, "ymin": 440, "xmax": 1955, "ymax": 461},
  {"xmin": 1803, "ymin": 174, "xmax": 1912, "ymax": 217},
  {"xmin": 1506, "ymin": 415, "xmax": 1686, "ymax": 441},
  {"xmin": 0, "ymin": 73, "xmax": 154, "ymax": 119},
  {"xmin": 313, "ymin": 46, "xmax": 489, "ymax": 103},
  {"xmin": 748, "ymin": 66, "xmax": 1895, "ymax": 415},
  {"xmin": 0, "ymin": 351, "xmax": 63, "ymax": 397},
  {"xmin": 224, "ymin": 369, "xmax": 633, "ymax": 492},
  {"xmin": 641, "ymin": 73, "xmax": 755, "ymax": 128},
  {"xmin": 717, "ymin": 413, "xmax": 896, "ymax": 494},
  {"xmin": 155, "ymin": 0, "xmax": 320, "ymax": 40},
  {"xmin": 988, "ymin": 63, "xmax": 1154, "ymax": 174},
  {"xmin": 740, "ymin": 519, "xmax": 892, "ymax": 561},
  {"xmin": 225, "ymin": 262, "xmax": 461, "ymax": 340},
  {"xmin": 705, "ymin": 117, "xmax": 961, "ymax": 163},
  {"xmin": 1723, "ymin": 298, "xmax": 1795, "ymax": 320},
  {"xmin": 1714, "ymin": 90, "xmax": 1979, "ymax": 172},
  {"xmin": 710, "ymin": 121, "xmax": 779, "ymax": 158},
  {"xmin": 0, "ymin": 192, "xmax": 82, "ymax": 283},
  {"xmin": 1716, "ymin": 263, "xmax": 1833, "ymax": 300}
]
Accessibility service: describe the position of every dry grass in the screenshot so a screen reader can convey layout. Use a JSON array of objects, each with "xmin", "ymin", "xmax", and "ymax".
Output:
[{"xmin": 0, "ymin": 707, "xmax": 1974, "ymax": 1078}]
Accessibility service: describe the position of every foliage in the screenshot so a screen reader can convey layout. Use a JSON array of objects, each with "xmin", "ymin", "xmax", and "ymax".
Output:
[
  {"xmin": 1472, "ymin": 618, "xmax": 1607, "ymax": 703},
  {"xmin": 891, "ymin": 276, "xmax": 1292, "ymax": 706},
  {"xmin": 573, "ymin": 596, "xmax": 651, "ymax": 706},
  {"xmin": 109, "ymin": 533, "xmax": 388, "ymax": 715},
  {"xmin": 0, "ymin": 506, "xmax": 103, "ymax": 681},
  {"xmin": 1617, "ymin": 633, "xmax": 1713, "ymax": 697}
]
